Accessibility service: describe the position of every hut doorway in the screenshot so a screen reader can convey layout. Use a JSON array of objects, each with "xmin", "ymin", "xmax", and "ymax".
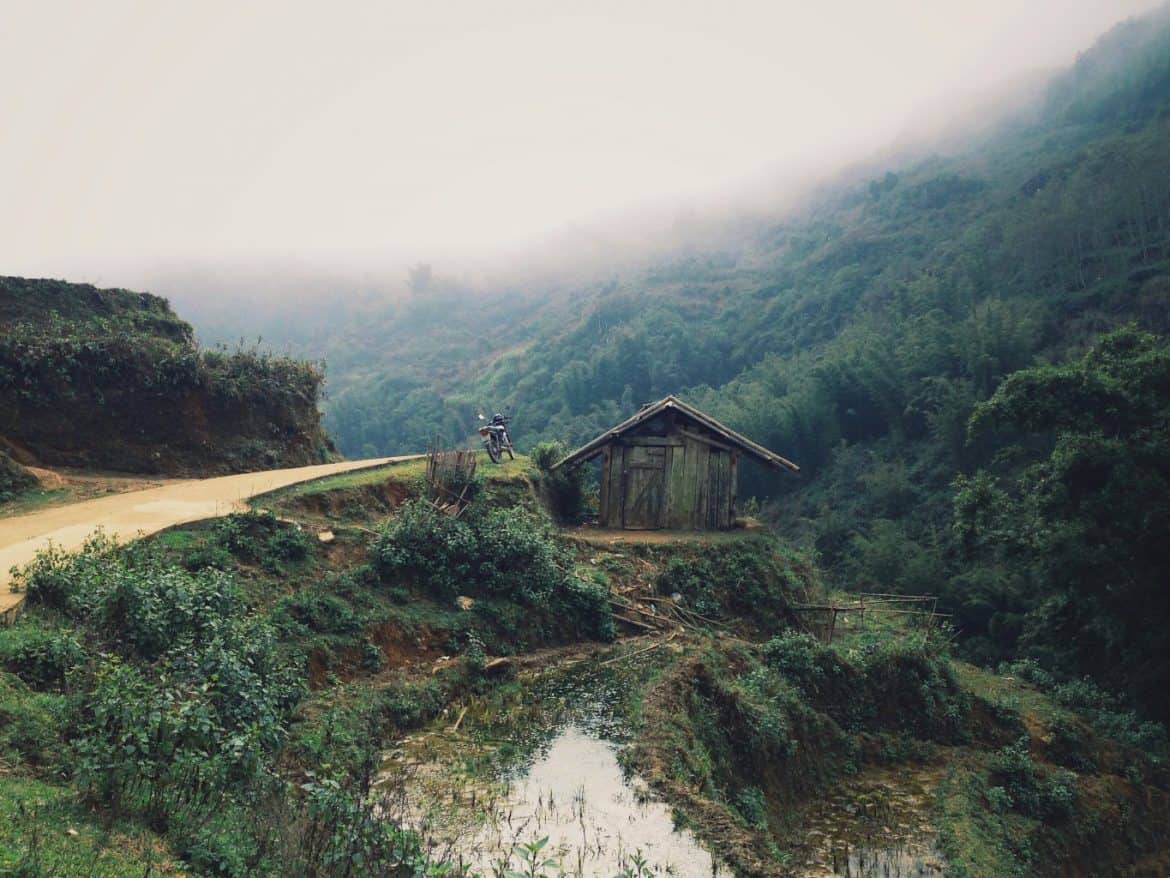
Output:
[{"xmin": 622, "ymin": 445, "xmax": 666, "ymax": 529}]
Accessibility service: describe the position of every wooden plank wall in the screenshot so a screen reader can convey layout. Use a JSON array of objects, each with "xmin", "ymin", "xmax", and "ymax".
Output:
[
  {"xmin": 598, "ymin": 447, "xmax": 611, "ymax": 525},
  {"xmin": 602, "ymin": 445, "xmax": 624, "ymax": 527},
  {"xmin": 597, "ymin": 427, "xmax": 740, "ymax": 530}
]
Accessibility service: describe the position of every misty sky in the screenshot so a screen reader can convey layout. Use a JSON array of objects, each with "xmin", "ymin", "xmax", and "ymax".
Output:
[{"xmin": 0, "ymin": 0, "xmax": 1163, "ymax": 285}]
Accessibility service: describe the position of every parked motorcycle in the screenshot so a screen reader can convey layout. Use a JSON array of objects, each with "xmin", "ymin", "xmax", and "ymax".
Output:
[{"xmin": 477, "ymin": 412, "xmax": 515, "ymax": 463}]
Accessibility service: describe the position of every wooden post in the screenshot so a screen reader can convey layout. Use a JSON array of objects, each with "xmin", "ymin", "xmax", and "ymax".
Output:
[{"xmin": 827, "ymin": 607, "xmax": 837, "ymax": 644}]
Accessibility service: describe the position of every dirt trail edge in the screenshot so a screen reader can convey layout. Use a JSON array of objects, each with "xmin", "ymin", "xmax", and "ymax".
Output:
[{"xmin": 0, "ymin": 455, "xmax": 420, "ymax": 621}]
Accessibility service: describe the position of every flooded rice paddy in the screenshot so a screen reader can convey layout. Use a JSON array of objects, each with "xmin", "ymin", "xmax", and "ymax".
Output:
[
  {"xmin": 794, "ymin": 770, "xmax": 945, "ymax": 878},
  {"xmin": 377, "ymin": 660, "xmax": 944, "ymax": 877},
  {"xmin": 378, "ymin": 664, "xmax": 727, "ymax": 876}
]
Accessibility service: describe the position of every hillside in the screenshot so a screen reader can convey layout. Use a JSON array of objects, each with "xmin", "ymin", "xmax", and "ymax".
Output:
[
  {"xmin": 0, "ymin": 277, "xmax": 336, "ymax": 481},
  {"xmin": 318, "ymin": 7, "xmax": 1170, "ymax": 459},
  {"xmin": 177, "ymin": 8, "xmax": 1170, "ymax": 722},
  {"xmin": 1, "ymin": 461, "xmax": 1166, "ymax": 876}
]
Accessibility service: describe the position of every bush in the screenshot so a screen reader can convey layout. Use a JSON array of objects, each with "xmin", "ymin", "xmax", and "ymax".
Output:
[
  {"xmin": 0, "ymin": 625, "xmax": 84, "ymax": 690},
  {"xmin": 1002, "ymin": 659, "xmax": 1170, "ymax": 767},
  {"xmin": 272, "ymin": 591, "xmax": 362, "ymax": 638},
  {"xmin": 378, "ymin": 678, "xmax": 445, "ymax": 730},
  {"xmin": 13, "ymin": 532, "xmax": 117, "ymax": 611},
  {"xmin": 0, "ymin": 673, "xmax": 67, "ymax": 767},
  {"xmin": 0, "ymin": 450, "xmax": 37, "ymax": 501},
  {"xmin": 214, "ymin": 512, "xmax": 312, "ymax": 574},
  {"xmin": 531, "ymin": 439, "xmax": 588, "ymax": 523},
  {"xmin": 762, "ymin": 632, "xmax": 841, "ymax": 696},
  {"xmin": 371, "ymin": 501, "xmax": 614, "ymax": 643},
  {"xmin": 860, "ymin": 632, "xmax": 969, "ymax": 742},
  {"xmin": 734, "ymin": 785, "xmax": 769, "ymax": 828},
  {"xmin": 656, "ymin": 539, "xmax": 808, "ymax": 631},
  {"xmin": 987, "ymin": 737, "xmax": 1077, "ymax": 820},
  {"xmin": 370, "ymin": 501, "xmax": 475, "ymax": 599}
]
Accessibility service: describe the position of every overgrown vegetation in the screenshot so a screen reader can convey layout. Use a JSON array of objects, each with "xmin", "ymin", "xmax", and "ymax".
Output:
[
  {"xmin": 529, "ymin": 439, "xmax": 589, "ymax": 524},
  {"xmin": 654, "ymin": 538, "xmax": 811, "ymax": 632},
  {"xmin": 212, "ymin": 8, "xmax": 1170, "ymax": 722},
  {"xmin": 0, "ymin": 449, "xmax": 37, "ymax": 502},
  {"xmin": 371, "ymin": 499, "xmax": 614, "ymax": 645},
  {"xmin": 0, "ymin": 276, "xmax": 334, "ymax": 474}
]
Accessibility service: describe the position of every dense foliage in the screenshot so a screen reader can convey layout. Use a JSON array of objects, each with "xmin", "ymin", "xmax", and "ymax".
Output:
[
  {"xmin": 1, "ymin": 534, "xmax": 450, "ymax": 876},
  {"xmin": 0, "ymin": 450, "xmax": 37, "ymax": 501},
  {"xmin": 0, "ymin": 276, "xmax": 333, "ymax": 475},
  {"xmin": 214, "ymin": 9, "xmax": 1170, "ymax": 721},
  {"xmin": 147, "ymin": 6, "xmax": 1170, "ymax": 727},
  {"xmin": 952, "ymin": 329, "xmax": 1170, "ymax": 714},
  {"xmin": 371, "ymin": 500, "xmax": 614, "ymax": 643}
]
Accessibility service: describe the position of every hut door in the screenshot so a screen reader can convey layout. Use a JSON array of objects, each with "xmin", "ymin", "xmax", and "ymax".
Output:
[{"xmin": 622, "ymin": 445, "xmax": 666, "ymax": 529}]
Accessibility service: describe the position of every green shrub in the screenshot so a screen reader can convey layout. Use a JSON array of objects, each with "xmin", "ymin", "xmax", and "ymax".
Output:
[
  {"xmin": 272, "ymin": 591, "xmax": 362, "ymax": 638},
  {"xmin": 656, "ymin": 539, "xmax": 807, "ymax": 631},
  {"xmin": 1046, "ymin": 715, "xmax": 1097, "ymax": 771},
  {"xmin": 214, "ymin": 512, "xmax": 312, "ymax": 574},
  {"xmin": 987, "ymin": 737, "xmax": 1078, "ymax": 820},
  {"xmin": 0, "ymin": 625, "xmax": 84, "ymax": 690},
  {"xmin": 371, "ymin": 501, "xmax": 614, "ymax": 643},
  {"xmin": 860, "ymin": 632, "xmax": 969, "ymax": 742},
  {"xmin": 0, "ymin": 673, "xmax": 67, "ymax": 768},
  {"xmin": 182, "ymin": 543, "xmax": 236, "ymax": 572},
  {"xmin": 0, "ymin": 450, "xmax": 37, "ymax": 501},
  {"xmin": 371, "ymin": 501, "xmax": 475, "ymax": 599},
  {"xmin": 734, "ymin": 785, "xmax": 769, "ymax": 829},
  {"xmin": 762, "ymin": 631, "xmax": 841, "ymax": 696},
  {"xmin": 1002, "ymin": 659, "xmax": 1169, "ymax": 772},
  {"xmin": 13, "ymin": 532, "xmax": 117, "ymax": 611},
  {"xmin": 378, "ymin": 678, "xmax": 445, "ymax": 731},
  {"xmin": 531, "ymin": 439, "xmax": 588, "ymax": 523},
  {"xmin": 298, "ymin": 769, "xmax": 428, "ymax": 877}
]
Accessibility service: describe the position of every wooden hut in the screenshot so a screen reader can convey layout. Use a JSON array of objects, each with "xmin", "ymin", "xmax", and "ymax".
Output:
[{"xmin": 551, "ymin": 396, "xmax": 799, "ymax": 530}]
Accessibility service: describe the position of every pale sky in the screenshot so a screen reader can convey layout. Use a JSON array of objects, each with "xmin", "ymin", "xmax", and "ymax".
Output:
[{"xmin": 0, "ymin": 0, "xmax": 1162, "ymax": 286}]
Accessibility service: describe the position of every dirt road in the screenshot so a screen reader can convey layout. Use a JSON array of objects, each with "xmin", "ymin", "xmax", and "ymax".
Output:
[{"xmin": 0, "ymin": 456, "xmax": 419, "ymax": 621}]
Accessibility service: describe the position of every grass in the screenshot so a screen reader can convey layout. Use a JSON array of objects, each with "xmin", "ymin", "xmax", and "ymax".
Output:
[
  {"xmin": 934, "ymin": 763, "xmax": 1031, "ymax": 878},
  {"xmin": 248, "ymin": 457, "xmax": 427, "ymax": 507},
  {"xmin": 954, "ymin": 662, "xmax": 1077, "ymax": 732},
  {"xmin": 0, "ymin": 777, "xmax": 186, "ymax": 877},
  {"xmin": 564, "ymin": 527, "xmax": 773, "ymax": 547},
  {"xmin": 249, "ymin": 452, "xmax": 530, "ymax": 510},
  {"xmin": 0, "ymin": 488, "xmax": 72, "ymax": 519}
]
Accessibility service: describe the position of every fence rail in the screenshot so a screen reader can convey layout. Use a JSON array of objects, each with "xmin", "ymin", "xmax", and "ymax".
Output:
[{"xmin": 791, "ymin": 593, "xmax": 947, "ymax": 644}]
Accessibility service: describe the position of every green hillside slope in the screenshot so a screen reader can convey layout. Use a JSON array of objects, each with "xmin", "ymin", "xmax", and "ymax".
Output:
[
  {"xmin": 179, "ymin": 6, "xmax": 1170, "ymax": 720},
  {"xmin": 333, "ymin": 9, "xmax": 1170, "ymax": 718}
]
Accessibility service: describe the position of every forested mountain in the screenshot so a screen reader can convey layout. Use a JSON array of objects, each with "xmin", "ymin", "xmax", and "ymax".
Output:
[
  {"xmin": 182, "ymin": 6, "xmax": 1170, "ymax": 718},
  {"xmin": 312, "ymin": 6, "xmax": 1170, "ymax": 456}
]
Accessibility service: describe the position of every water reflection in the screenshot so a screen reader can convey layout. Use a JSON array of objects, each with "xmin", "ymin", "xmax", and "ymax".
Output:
[
  {"xmin": 795, "ymin": 770, "xmax": 944, "ymax": 878},
  {"xmin": 379, "ymin": 665, "xmax": 727, "ymax": 876},
  {"xmin": 460, "ymin": 723, "xmax": 725, "ymax": 877}
]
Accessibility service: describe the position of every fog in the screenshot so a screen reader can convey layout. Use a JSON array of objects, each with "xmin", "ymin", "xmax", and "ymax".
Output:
[{"xmin": 0, "ymin": 0, "xmax": 1163, "ymax": 299}]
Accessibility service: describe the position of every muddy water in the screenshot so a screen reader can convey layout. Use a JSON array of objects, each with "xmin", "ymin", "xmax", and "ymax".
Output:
[
  {"xmin": 794, "ymin": 770, "xmax": 945, "ymax": 878},
  {"xmin": 378, "ymin": 665, "xmax": 728, "ymax": 877},
  {"xmin": 378, "ymin": 663, "xmax": 948, "ymax": 878}
]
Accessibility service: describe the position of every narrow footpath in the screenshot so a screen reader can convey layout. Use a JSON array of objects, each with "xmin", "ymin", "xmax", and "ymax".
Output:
[{"xmin": 0, "ymin": 456, "xmax": 420, "ymax": 621}]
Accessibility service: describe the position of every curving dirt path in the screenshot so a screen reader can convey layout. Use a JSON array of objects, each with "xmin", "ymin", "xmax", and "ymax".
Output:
[{"xmin": 0, "ymin": 456, "xmax": 420, "ymax": 621}]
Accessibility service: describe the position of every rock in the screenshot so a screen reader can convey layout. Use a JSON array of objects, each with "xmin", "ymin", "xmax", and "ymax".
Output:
[
  {"xmin": 456, "ymin": 596, "xmax": 475, "ymax": 610},
  {"xmin": 65, "ymin": 827, "xmax": 79, "ymax": 836},
  {"xmin": 483, "ymin": 657, "xmax": 512, "ymax": 676},
  {"xmin": 317, "ymin": 530, "xmax": 335, "ymax": 543}
]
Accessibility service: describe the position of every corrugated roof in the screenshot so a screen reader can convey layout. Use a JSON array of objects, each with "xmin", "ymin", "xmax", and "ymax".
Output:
[{"xmin": 550, "ymin": 395, "xmax": 799, "ymax": 472}]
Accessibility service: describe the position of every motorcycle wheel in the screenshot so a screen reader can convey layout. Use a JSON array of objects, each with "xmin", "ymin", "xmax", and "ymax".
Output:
[
  {"xmin": 504, "ymin": 440, "xmax": 515, "ymax": 460},
  {"xmin": 486, "ymin": 437, "xmax": 502, "ymax": 463}
]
